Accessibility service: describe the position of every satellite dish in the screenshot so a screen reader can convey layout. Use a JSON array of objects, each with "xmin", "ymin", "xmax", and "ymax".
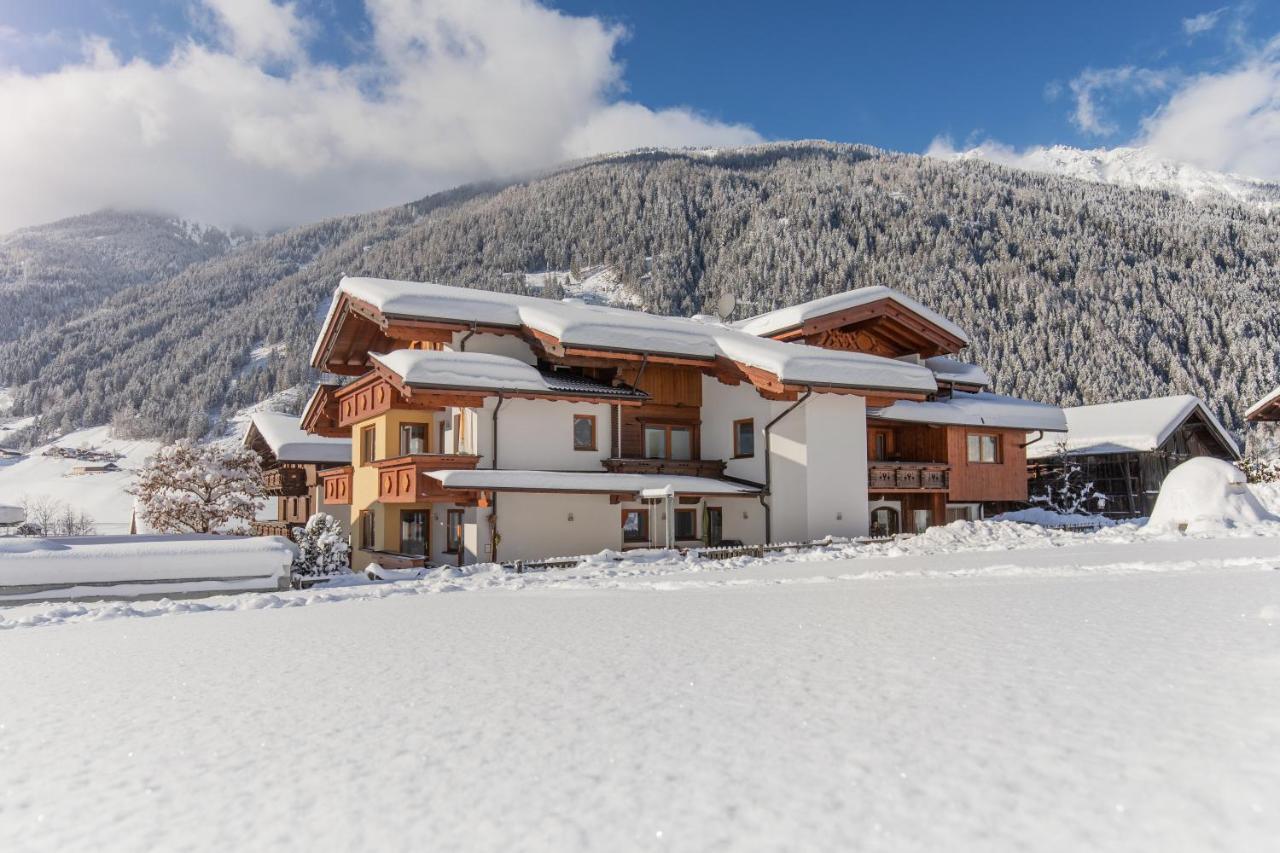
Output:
[{"xmin": 716, "ymin": 292, "xmax": 737, "ymax": 320}]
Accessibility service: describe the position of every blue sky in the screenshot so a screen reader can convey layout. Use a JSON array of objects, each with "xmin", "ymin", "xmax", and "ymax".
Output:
[{"xmin": 0, "ymin": 0, "xmax": 1277, "ymax": 230}]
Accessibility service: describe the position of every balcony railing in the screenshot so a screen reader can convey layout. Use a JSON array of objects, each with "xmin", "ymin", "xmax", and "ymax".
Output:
[
  {"xmin": 375, "ymin": 453, "xmax": 481, "ymax": 503},
  {"xmin": 263, "ymin": 466, "xmax": 308, "ymax": 497},
  {"xmin": 319, "ymin": 465, "xmax": 353, "ymax": 505},
  {"xmin": 250, "ymin": 520, "xmax": 295, "ymax": 539},
  {"xmin": 602, "ymin": 457, "xmax": 728, "ymax": 478},
  {"xmin": 868, "ymin": 461, "xmax": 950, "ymax": 491}
]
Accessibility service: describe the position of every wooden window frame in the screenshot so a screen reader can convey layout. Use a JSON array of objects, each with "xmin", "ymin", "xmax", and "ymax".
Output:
[
  {"xmin": 966, "ymin": 431, "xmax": 1001, "ymax": 464},
  {"xmin": 573, "ymin": 414, "xmax": 598, "ymax": 451},
  {"xmin": 360, "ymin": 425, "xmax": 377, "ymax": 465},
  {"xmin": 445, "ymin": 508, "xmax": 465, "ymax": 554},
  {"xmin": 621, "ymin": 507, "xmax": 649, "ymax": 543},
  {"xmin": 359, "ymin": 510, "xmax": 376, "ymax": 551},
  {"xmin": 642, "ymin": 423, "xmax": 696, "ymax": 461},
  {"xmin": 732, "ymin": 418, "xmax": 755, "ymax": 458},
  {"xmin": 674, "ymin": 508, "xmax": 698, "ymax": 541}
]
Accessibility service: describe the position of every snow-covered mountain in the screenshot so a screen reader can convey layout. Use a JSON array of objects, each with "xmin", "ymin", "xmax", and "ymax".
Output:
[{"xmin": 944, "ymin": 144, "xmax": 1280, "ymax": 211}]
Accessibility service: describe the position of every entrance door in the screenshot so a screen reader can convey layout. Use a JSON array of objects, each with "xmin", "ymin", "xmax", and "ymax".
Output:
[
  {"xmin": 704, "ymin": 507, "xmax": 724, "ymax": 546},
  {"xmin": 870, "ymin": 505, "xmax": 900, "ymax": 538}
]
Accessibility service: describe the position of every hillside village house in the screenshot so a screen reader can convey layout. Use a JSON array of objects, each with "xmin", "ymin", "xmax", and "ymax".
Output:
[
  {"xmin": 243, "ymin": 410, "xmax": 352, "ymax": 539},
  {"xmin": 303, "ymin": 277, "xmax": 1065, "ymax": 569},
  {"xmin": 1247, "ymin": 386, "xmax": 1280, "ymax": 423},
  {"xmin": 1027, "ymin": 395, "xmax": 1240, "ymax": 519}
]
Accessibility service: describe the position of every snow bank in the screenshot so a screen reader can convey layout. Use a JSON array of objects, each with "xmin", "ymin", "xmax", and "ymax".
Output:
[
  {"xmin": 1147, "ymin": 458, "xmax": 1277, "ymax": 533},
  {"xmin": 0, "ymin": 534, "xmax": 295, "ymax": 600},
  {"xmin": 1251, "ymin": 482, "xmax": 1280, "ymax": 515},
  {"xmin": 994, "ymin": 507, "xmax": 1116, "ymax": 527}
]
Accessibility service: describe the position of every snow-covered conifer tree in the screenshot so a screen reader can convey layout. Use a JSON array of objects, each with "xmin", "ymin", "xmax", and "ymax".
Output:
[
  {"xmin": 130, "ymin": 440, "xmax": 264, "ymax": 534},
  {"xmin": 290, "ymin": 512, "xmax": 351, "ymax": 577}
]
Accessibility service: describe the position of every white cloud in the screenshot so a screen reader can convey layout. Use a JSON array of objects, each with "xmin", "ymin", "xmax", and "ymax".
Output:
[
  {"xmin": 1183, "ymin": 8, "xmax": 1227, "ymax": 37},
  {"xmin": 0, "ymin": 0, "xmax": 761, "ymax": 232},
  {"xmin": 1138, "ymin": 36, "xmax": 1280, "ymax": 180},
  {"xmin": 1067, "ymin": 66, "xmax": 1172, "ymax": 135}
]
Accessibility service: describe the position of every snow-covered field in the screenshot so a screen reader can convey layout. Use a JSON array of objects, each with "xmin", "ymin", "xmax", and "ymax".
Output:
[{"xmin": 4, "ymin": 521, "xmax": 1280, "ymax": 850}]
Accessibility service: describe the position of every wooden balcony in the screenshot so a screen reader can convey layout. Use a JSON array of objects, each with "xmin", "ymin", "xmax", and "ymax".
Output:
[
  {"xmin": 319, "ymin": 465, "xmax": 353, "ymax": 505},
  {"xmin": 375, "ymin": 453, "xmax": 481, "ymax": 503},
  {"xmin": 263, "ymin": 465, "xmax": 308, "ymax": 497},
  {"xmin": 868, "ymin": 461, "xmax": 950, "ymax": 492},
  {"xmin": 250, "ymin": 520, "xmax": 295, "ymax": 539},
  {"xmin": 602, "ymin": 457, "xmax": 727, "ymax": 478}
]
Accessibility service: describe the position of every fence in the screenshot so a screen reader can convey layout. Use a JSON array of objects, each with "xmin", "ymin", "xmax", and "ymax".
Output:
[{"xmin": 504, "ymin": 535, "xmax": 898, "ymax": 573}]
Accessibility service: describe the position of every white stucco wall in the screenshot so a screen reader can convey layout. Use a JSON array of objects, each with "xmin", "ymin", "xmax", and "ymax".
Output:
[
  {"xmin": 491, "ymin": 492, "xmax": 622, "ymax": 562},
  {"xmin": 701, "ymin": 377, "xmax": 771, "ymax": 485},
  {"xmin": 469, "ymin": 398, "xmax": 612, "ymax": 471},
  {"xmin": 449, "ymin": 332, "xmax": 536, "ymax": 364},
  {"xmin": 801, "ymin": 393, "xmax": 869, "ymax": 539}
]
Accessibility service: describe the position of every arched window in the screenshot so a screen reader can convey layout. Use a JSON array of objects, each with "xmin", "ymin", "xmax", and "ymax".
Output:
[{"xmin": 871, "ymin": 506, "xmax": 900, "ymax": 538}]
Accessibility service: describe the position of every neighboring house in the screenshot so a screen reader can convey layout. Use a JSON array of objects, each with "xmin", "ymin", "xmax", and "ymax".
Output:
[
  {"xmin": 1246, "ymin": 386, "xmax": 1280, "ymax": 422},
  {"xmin": 1027, "ymin": 395, "xmax": 1240, "ymax": 519},
  {"xmin": 242, "ymin": 410, "xmax": 353, "ymax": 539},
  {"xmin": 306, "ymin": 277, "xmax": 1064, "ymax": 569}
]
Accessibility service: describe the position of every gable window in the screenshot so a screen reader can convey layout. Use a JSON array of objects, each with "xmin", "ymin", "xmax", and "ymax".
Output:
[
  {"xmin": 674, "ymin": 508, "xmax": 697, "ymax": 541},
  {"xmin": 643, "ymin": 425, "xmax": 693, "ymax": 461},
  {"xmin": 573, "ymin": 414, "xmax": 597, "ymax": 451},
  {"xmin": 360, "ymin": 425, "xmax": 377, "ymax": 465},
  {"xmin": 400, "ymin": 423, "xmax": 426, "ymax": 455},
  {"xmin": 360, "ymin": 510, "xmax": 376, "ymax": 551},
  {"xmin": 966, "ymin": 432, "xmax": 1000, "ymax": 464},
  {"xmin": 733, "ymin": 419, "xmax": 755, "ymax": 458},
  {"xmin": 445, "ymin": 508, "xmax": 464, "ymax": 554},
  {"xmin": 621, "ymin": 508, "xmax": 649, "ymax": 543}
]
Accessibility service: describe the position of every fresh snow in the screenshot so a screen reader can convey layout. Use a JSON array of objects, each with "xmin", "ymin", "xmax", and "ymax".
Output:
[
  {"xmin": 732, "ymin": 284, "xmax": 970, "ymax": 343},
  {"xmin": 923, "ymin": 355, "xmax": 990, "ymax": 387},
  {"xmin": 870, "ymin": 390, "xmax": 1067, "ymax": 431},
  {"xmin": 374, "ymin": 349, "xmax": 615, "ymax": 396},
  {"xmin": 0, "ymin": 534, "xmax": 293, "ymax": 599},
  {"xmin": 2, "ymin": 521, "xmax": 1280, "ymax": 850},
  {"xmin": 245, "ymin": 411, "xmax": 350, "ymax": 464},
  {"xmin": 941, "ymin": 143, "xmax": 1280, "ymax": 211},
  {"xmin": 994, "ymin": 506, "xmax": 1116, "ymax": 527},
  {"xmin": 0, "ymin": 425, "xmax": 161, "ymax": 535},
  {"xmin": 427, "ymin": 468, "xmax": 760, "ymax": 496},
  {"xmin": 1146, "ymin": 458, "xmax": 1276, "ymax": 533},
  {"xmin": 332, "ymin": 277, "xmax": 940, "ymax": 394},
  {"xmin": 1027, "ymin": 394, "xmax": 1238, "ymax": 459}
]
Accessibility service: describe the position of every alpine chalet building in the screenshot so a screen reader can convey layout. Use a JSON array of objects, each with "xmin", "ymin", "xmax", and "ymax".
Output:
[{"xmin": 304, "ymin": 277, "xmax": 1064, "ymax": 569}]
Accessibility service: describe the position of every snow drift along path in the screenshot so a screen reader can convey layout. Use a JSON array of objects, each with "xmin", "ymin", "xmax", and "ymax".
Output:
[{"xmin": 2, "ymin": 529, "xmax": 1280, "ymax": 851}]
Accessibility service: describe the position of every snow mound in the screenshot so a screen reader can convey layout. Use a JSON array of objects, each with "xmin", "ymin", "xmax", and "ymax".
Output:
[
  {"xmin": 994, "ymin": 507, "xmax": 1116, "ymax": 527},
  {"xmin": 1147, "ymin": 458, "xmax": 1277, "ymax": 533}
]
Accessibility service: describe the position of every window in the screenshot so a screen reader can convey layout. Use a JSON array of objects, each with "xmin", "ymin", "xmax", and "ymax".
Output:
[
  {"xmin": 870, "ymin": 428, "xmax": 894, "ymax": 461},
  {"xmin": 870, "ymin": 506, "xmax": 899, "ymax": 538},
  {"xmin": 621, "ymin": 508, "xmax": 649, "ymax": 543},
  {"xmin": 400, "ymin": 423, "xmax": 426, "ymax": 455},
  {"xmin": 946, "ymin": 504, "xmax": 981, "ymax": 524},
  {"xmin": 445, "ymin": 508, "xmax": 464, "ymax": 554},
  {"xmin": 573, "ymin": 414, "xmax": 597, "ymax": 451},
  {"xmin": 360, "ymin": 511, "xmax": 376, "ymax": 550},
  {"xmin": 360, "ymin": 425, "xmax": 377, "ymax": 464},
  {"xmin": 674, "ymin": 508, "xmax": 697, "ymax": 540},
  {"xmin": 704, "ymin": 507, "xmax": 723, "ymax": 547},
  {"xmin": 643, "ymin": 424, "xmax": 693, "ymax": 460},
  {"xmin": 966, "ymin": 432, "xmax": 1000, "ymax": 463},
  {"xmin": 733, "ymin": 419, "xmax": 755, "ymax": 458},
  {"xmin": 400, "ymin": 510, "xmax": 428, "ymax": 556}
]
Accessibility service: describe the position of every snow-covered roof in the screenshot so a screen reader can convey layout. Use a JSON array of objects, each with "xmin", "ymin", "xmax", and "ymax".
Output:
[
  {"xmin": 1245, "ymin": 385, "xmax": 1280, "ymax": 421},
  {"xmin": 325, "ymin": 277, "xmax": 939, "ymax": 394},
  {"xmin": 426, "ymin": 469, "xmax": 760, "ymax": 496},
  {"xmin": 732, "ymin": 285, "xmax": 970, "ymax": 343},
  {"xmin": 245, "ymin": 411, "xmax": 351, "ymax": 464},
  {"xmin": 1026, "ymin": 395, "xmax": 1239, "ymax": 460},
  {"xmin": 924, "ymin": 356, "xmax": 990, "ymax": 388},
  {"xmin": 870, "ymin": 392, "xmax": 1066, "ymax": 432},
  {"xmin": 371, "ymin": 350, "xmax": 645, "ymax": 399}
]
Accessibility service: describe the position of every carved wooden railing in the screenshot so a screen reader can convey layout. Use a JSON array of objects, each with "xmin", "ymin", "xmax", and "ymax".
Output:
[
  {"xmin": 375, "ymin": 454, "xmax": 481, "ymax": 503},
  {"xmin": 319, "ymin": 465, "xmax": 354, "ymax": 505},
  {"xmin": 263, "ymin": 465, "xmax": 308, "ymax": 496},
  {"xmin": 602, "ymin": 458, "xmax": 728, "ymax": 478},
  {"xmin": 868, "ymin": 461, "xmax": 950, "ymax": 491},
  {"xmin": 250, "ymin": 520, "xmax": 294, "ymax": 539}
]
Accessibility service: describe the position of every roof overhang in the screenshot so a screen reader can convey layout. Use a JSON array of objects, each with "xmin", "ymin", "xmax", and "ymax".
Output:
[{"xmin": 1246, "ymin": 386, "xmax": 1280, "ymax": 422}]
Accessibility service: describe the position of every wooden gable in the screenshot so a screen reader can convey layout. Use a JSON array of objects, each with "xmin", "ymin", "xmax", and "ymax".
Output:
[{"xmin": 769, "ymin": 297, "xmax": 966, "ymax": 358}]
